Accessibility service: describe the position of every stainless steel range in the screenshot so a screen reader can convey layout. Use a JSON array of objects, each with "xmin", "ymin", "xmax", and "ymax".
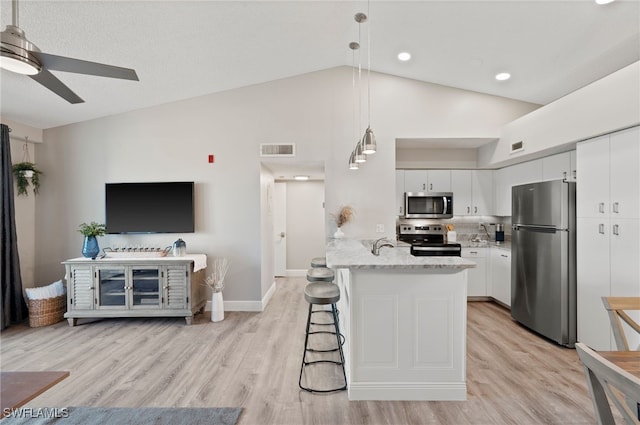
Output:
[{"xmin": 398, "ymin": 224, "xmax": 462, "ymax": 257}]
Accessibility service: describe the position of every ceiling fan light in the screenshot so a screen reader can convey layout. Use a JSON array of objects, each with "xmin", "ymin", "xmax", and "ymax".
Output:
[
  {"xmin": 362, "ymin": 127, "xmax": 376, "ymax": 154},
  {"xmin": 0, "ymin": 51, "xmax": 40, "ymax": 75}
]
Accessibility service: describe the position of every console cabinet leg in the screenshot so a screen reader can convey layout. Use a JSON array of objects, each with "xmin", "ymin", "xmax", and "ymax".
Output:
[
  {"xmin": 67, "ymin": 318, "xmax": 77, "ymax": 327},
  {"xmin": 185, "ymin": 316, "xmax": 192, "ymax": 325}
]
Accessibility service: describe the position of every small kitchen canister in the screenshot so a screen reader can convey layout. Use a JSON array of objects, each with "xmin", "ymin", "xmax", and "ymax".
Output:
[{"xmin": 495, "ymin": 224, "xmax": 505, "ymax": 242}]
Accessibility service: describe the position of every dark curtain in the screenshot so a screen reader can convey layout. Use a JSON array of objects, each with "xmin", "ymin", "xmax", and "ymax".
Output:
[{"xmin": 1, "ymin": 123, "xmax": 27, "ymax": 330}]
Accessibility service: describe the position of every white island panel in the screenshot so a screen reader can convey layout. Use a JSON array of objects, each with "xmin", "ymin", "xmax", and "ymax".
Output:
[{"xmin": 334, "ymin": 266, "xmax": 468, "ymax": 400}]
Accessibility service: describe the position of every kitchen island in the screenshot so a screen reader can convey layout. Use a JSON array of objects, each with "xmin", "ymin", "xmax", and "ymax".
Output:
[{"xmin": 326, "ymin": 238, "xmax": 475, "ymax": 401}]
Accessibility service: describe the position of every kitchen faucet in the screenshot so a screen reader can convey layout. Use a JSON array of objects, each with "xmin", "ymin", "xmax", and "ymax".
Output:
[
  {"xmin": 372, "ymin": 238, "xmax": 394, "ymax": 256},
  {"xmin": 480, "ymin": 223, "xmax": 492, "ymax": 240}
]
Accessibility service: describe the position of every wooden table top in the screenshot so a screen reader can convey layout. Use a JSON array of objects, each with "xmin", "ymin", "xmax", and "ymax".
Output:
[
  {"xmin": 1, "ymin": 371, "xmax": 70, "ymax": 417},
  {"xmin": 598, "ymin": 351, "xmax": 640, "ymax": 379}
]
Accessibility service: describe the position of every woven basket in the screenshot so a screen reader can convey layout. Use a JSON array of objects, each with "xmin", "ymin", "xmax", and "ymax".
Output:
[{"xmin": 28, "ymin": 295, "xmax": 67, "ymax": 327}]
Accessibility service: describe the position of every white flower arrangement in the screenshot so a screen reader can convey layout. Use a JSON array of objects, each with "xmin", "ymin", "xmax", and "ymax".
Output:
[{"xmin": 204, "ymin": 257, "xmax": 230, "ymax": 293}]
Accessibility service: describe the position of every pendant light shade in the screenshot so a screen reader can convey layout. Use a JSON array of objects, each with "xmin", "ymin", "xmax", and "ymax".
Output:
[
  {"xmin": 354, "ymin": 140, "xmax": 367, "ymax": 163},
  {"xmin": 349, "ymin": 151, "xmax": 359, "ymax": 170},
  {"xmin": 362, "ymin": 126, "xmax": 376, "ymax": 154}
]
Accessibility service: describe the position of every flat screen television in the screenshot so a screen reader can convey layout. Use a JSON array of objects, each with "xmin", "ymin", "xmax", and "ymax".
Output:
[{"xmin": 105, "ymin": 182, "xmax": 194, "ymax": 234}]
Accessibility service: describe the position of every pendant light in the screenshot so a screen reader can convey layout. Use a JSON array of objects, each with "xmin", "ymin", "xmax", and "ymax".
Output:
[
  {"xmin": 348, "ymin": 36, "xmax": 363, "ymax": 169},
  {"xmin": 361, "ymin": 0, "xmax": 376, "ymax": 155},
  {"xmin": 353, "ymin": 13, "xmax": 367, "ymax": 164}
]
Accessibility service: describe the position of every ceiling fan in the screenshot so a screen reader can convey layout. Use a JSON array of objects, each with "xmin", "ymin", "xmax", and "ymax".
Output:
[{"xmin": 0, "ymin": 0, "xmax": 138, "ymax": 104}]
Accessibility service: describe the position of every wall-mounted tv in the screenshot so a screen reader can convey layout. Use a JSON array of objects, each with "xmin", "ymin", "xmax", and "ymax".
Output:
[{"xmin": 105, "ymin": 182, "xmax": 194, "ymax": 234}]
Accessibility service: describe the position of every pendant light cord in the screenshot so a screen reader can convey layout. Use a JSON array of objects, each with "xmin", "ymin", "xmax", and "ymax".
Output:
[{"xmin": 367, "ymin": 0, "xmax": 372, "ymax": 129}]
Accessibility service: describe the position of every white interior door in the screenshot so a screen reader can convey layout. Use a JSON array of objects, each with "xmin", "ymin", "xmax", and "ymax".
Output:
[{"xmin": 273, "ymin": 182, "xmax": 287, "ymax": 277}]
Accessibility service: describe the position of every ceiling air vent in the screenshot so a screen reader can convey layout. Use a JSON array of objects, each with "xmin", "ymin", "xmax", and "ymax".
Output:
[{"xmin": 260, "ymin": 143, "xmax": 296, "ymax": 157}]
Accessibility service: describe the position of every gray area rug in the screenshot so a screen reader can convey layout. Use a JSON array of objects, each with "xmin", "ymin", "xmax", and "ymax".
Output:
[{"xmin": 1, "ymin": 406, "xmax": 242, "ymax": 425}]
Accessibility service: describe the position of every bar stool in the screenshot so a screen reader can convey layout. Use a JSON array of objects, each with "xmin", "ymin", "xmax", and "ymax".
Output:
[
  {"xmin": 310, "ymin": 257, "xmax": 326, "ymax": 268},
  {"xmin": 306, "ymin": 267, "xmax": 334, "ymax": 283},
  {"xmin": 299, "ymin": 282, "xmax": 347, "ymax": 393}
]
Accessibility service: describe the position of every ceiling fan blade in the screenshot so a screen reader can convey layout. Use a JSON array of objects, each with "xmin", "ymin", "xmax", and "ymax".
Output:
[
  {"xmin": 29, "ymin": 68, "xmax": 84, "ymax": 104},
  {"xmin": 33, "ymin": 51, "xmax": 139, "ymax": 81}
]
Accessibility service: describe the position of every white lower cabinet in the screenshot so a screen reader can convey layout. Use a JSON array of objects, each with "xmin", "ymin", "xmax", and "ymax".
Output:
[
  {"xmin": 489, "ymin": 248, "xmax": 511, "ymax": 307},
  {"xmin": 462, "ymin": 248, "xmax": 488, "ymax": 297}
]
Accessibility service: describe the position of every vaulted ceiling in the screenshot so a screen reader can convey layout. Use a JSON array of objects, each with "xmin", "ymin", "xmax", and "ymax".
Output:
[{"xmin": 1, "ymin": 0, "xmax": 639, "ymax": 130}]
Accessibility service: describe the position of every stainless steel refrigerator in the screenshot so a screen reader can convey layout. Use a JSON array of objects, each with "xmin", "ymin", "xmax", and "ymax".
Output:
[{"xmin": 511, "ymin": 180, "xmax": 576, "ymax": 347}]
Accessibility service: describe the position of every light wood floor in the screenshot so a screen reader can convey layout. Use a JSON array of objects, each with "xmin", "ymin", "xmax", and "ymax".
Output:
[{"xmin": 1, "ymin": 276, "xmax": 600, "ymax": 424}]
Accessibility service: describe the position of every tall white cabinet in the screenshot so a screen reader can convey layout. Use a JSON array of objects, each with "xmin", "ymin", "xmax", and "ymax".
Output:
[{"xmin": 576, "ymin": 126, "xmax": 640, "ymax": 350}]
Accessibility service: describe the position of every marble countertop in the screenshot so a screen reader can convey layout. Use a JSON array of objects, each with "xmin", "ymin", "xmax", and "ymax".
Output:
[
  {"xmin": 459, "ymin": 240, "xmax": 511, "ymax": 250},
  {"xmin": 326, "ymin": 239, "xmax": 476, "ymax": 270}
]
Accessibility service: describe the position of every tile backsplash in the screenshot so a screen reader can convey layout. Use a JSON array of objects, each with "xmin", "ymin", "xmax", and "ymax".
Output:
[{"xmin": 396, "ymin": 216, "xmax": 511, "ymax": 242}]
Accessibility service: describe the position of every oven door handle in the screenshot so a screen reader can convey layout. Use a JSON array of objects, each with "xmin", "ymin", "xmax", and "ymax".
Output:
[{"xmin": 412, "ymin": 246, "xmax": 460, "ymax": 252}]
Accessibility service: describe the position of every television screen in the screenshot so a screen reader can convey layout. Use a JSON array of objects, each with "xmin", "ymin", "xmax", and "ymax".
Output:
[{"xmin": 105, "ymin": 182, "xmax": 194, "ymax": 234}]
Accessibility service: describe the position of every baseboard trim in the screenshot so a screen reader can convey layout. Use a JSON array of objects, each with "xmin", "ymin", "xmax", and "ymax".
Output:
[
  {"xmin": 205, "ymin": 280, "xmax": 277, "ymax": 312},
  {"xmin": 347, "ymin": 381, "xmax": 467, "ymax": 401}
]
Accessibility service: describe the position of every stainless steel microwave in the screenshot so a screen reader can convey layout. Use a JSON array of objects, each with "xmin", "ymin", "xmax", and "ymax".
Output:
[{"xmin": 404, "ymin": 192, "xmax": 453, "ymax": 219}]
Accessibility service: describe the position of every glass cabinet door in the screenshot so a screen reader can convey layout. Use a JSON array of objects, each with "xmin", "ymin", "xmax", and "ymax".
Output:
[
  {"xmin": 131, "ymin": 268, "xmax": 161, "ymax": 308},
  {"xmin": 97, "ymin": 268, "xmax": 127, "ymax": 308}
]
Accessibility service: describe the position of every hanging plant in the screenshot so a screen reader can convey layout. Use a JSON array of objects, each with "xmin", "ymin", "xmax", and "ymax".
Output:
[{"xmin": 12, "ymin": 162, "xmax": 43, "ymax": 196}]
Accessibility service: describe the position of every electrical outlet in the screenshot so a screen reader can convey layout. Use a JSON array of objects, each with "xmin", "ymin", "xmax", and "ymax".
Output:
[{"xmin": 376, "ymin": 224, "xmax": 384, "ymax": 233}]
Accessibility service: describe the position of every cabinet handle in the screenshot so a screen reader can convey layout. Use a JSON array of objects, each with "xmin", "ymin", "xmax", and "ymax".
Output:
[
  {"xmin": 467, "ymin": 206, "xmax": 470, "ymax": 214},
  {"xmin": 572, "ymin": 170, "xmax": 576, "ymax": 180},
  {"xmin": 422, "ymin": 183, "xmax": 426, "ymax": 190},
  {"xmin": 429, "ymin": 183, "xmax": 433, "ymax": 191},
  {"xmin": 470, "ymin": 251, "xmax": 478, "ymax": 254},
  {"xmin": 474, "ymin": 206, "xmax": 478, "ymax": 214},
  {"xmin": 612, "ymin": 202, "xmax": 619, "ymax": 214},
  {"xmin": 613, "ymin": 224, "xmax": 619, "ymax": 236},
  {"xmin": 562, "ymin": 171, "xmax": 567, "ymax": 181},
  {"xmin": 501, "ymin": 254, "xmax": 508, "ymax": 258},
  {"xmin": 598, "ymin": 224, "xmax": 605, "ymax": 234},
  {"xmin": 599, "ymin": 202, "xmax": 605, "ymax": 214}
]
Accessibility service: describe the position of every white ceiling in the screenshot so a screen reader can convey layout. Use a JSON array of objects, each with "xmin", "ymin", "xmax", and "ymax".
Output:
[{"xmin": 1, "ymin": 0, "xmax": 639, "ymax": 133}]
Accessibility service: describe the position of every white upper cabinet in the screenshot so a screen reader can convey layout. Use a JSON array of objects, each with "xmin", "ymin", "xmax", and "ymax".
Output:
[
  {"xmin": 609, "ymin": 127, "xmax": 640, "ymax": 219},
  {"xmin": 396, "ymin": 170, "xmax": 405, "ymax": 216},
  {"xmin": 577, "ymin": 134, "xmax": 611, "ymax": 218},
  {"xmin": 404, "ymin": 170, "xmax": 451, "ymax": 193},
  {"xmin": 493, "ymin": 159, "xmax": 542, "ymax": 216},
  {"xmin": 451, "ymin": 170, "xmax": 494, "ymax": 216},
  {"xmin": 577, "ymin": 127, "xmax": 639, "ymax": 219},
  {"xmin": 542, "ymin": 151, "xmax": 576, "ymax": 182}
]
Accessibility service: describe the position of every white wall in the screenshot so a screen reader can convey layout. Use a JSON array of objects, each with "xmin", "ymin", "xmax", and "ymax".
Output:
[
  {"xmin": 30, "ymin": 66, "xmax": 538, "ymax": 306},
  {"xmin": 479, "ymin": 61, "xmax": 640, "ymax": 167},
  {"xmin": 2, "ymin": 118, "xmax": 42, "ymax": 290},
  {"xmin": 285, "ymin": 180, "xmax": 325, "ymax": 271}
]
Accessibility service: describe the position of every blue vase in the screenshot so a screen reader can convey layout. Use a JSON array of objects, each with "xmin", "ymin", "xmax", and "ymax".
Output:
[{"xmin": 82, "ymin": 236, "xmax": 100, "ymax": 259}]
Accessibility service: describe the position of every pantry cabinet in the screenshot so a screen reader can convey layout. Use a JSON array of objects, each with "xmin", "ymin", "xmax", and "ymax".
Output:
[
  {"xmin": 63, "ymin": 257, "xmax": 206, "ymax": 326},
  {"xmin": 576, "ymin": 126, "xmax": 640, "ymax": 351}
]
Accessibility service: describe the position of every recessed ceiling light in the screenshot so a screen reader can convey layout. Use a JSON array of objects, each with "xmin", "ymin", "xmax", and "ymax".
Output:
[
  {"xmin": 595, "ymin": 0, "xmax": 615, "ymax": 4},
  {"xmin": 495, "ymin": 72, "xmax": 511, "ymax": 81},
  {"xmin": 397, "ymin": 52, "xmax": 411, "ymax": 62},
  {"xmin": 293, "ymin": 175, "xmax": 309, "ymax": 181}
]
